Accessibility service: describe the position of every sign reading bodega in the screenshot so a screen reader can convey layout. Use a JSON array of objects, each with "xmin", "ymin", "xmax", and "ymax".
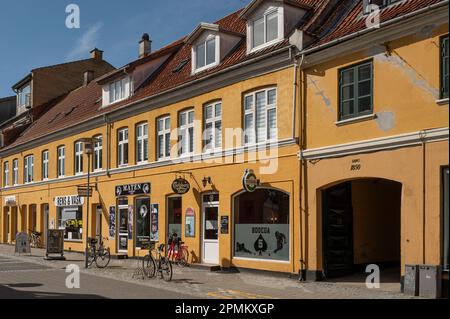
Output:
[
  {"xmin": 54, "ymin": 195, "xmax": 84, "ymax": 207},
  {"xmin": 116, "ymin": 183, "xmax": 151, "ymax": 197}
]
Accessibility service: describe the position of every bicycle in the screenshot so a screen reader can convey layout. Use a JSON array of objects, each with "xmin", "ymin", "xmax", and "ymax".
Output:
[
  {"xmin": 29, "ymin": 230, "xmax": 42, "ymax": 248},
  {"xmin": 142, "ymin": 243, "xmax": 173, "ymax": 282},
  {"xmin": 167, "ymin": 239, "xmax": 189, "ymax": 267},
  {"xmin": 87, "ymin": 235, "xmax": 111, "ymax": 268}
]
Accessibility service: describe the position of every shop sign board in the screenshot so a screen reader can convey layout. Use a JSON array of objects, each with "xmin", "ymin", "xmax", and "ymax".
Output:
[
  {"xmin": 15, "ymin": 232, "xmax": 31, "ymax": 254},
  {"xmin": 45, "ymin": 229, "xmax": 65, "ymax": 260},
  {"xmin": 172, "ymin": 178, "xmax": 191, "ymax": 195},
  {"xmin": 242, "ymin": 169, "xmax": 259, "ymax": 193},
  {"xmin": 185, "ymin": 207, "xmax": 195, "ymax": 237},
  {"xmin": 54, "ymin": 195, "xmax": 84, "ymax": 207},
  {"xmin": 115, "ymin": 183, "xmax": 151, "ymax": 197},
  {"xmin": 5, "ymin": 196, "xmax": 16, "ymax": 206}
]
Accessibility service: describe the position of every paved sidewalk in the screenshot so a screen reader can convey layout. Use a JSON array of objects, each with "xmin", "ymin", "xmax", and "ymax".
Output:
[{"xmin": 0, "ymin": 244, "xmax": 419, "ymax": 299}]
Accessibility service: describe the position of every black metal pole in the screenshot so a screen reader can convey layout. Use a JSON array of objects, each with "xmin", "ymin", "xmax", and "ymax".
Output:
[{"xmin": 85, "ymin": 152, "xmax": 91, "ymax": 269}]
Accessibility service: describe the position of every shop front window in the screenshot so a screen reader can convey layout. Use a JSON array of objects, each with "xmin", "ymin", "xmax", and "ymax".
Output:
[
  {"xmin": 234, "ymin": 189, "xmax": 290, "ymax": 261},
  {"xmin": 57, "ymin": 206, "xmax": 83, "ymax": 241},
  {"xmin": 168, "ymin": 197, "xmax": 182, "ymax": 238}
]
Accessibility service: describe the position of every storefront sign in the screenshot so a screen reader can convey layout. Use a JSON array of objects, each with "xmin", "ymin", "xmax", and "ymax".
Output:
[
  {"xmin": 45, "ymin": 229, "xmax": 65, "ymax": 256},
  {"xmin": 220, "ymin": 216, "xmax": 229, "ymax": 234},
  {"xmin": 54, "ymin": 195, "xmax": 84, "ymax": 207},
  {"xmin": 185, "ymin": 207, "xmax": 195, "ymax": 237},
  {"xmin": 242, "ymin": 169, "xmax": 259, "ymax": 193},
  {"xmin": 15, "ymin": 232, "xmax": 31, "ymax": 254},
  {"xmin": 235, "ymin": 224, "xmax": 289, "ymax": 261},
  {"xmin": 109, "ymin": 206, "xmax": 116, "ymax": 239},
  {"xmin": 136, "ymin": 198, "xmax": 151, "ymax": 248},
  {"xmin": 150, "ymin": 204, "xmax": 159, "ymax": 242},
  {"xmin": 5, "ymin": 196, "xmax": 16, "ymax": 206},
  {"xmin": 128, "ymin": 206, "xmax": 134, "ymax": 240},
  {"xmin": 172, "ymin": 178, "xmax": 191, "ymax": 195},
  {"xmin": 115, "ymin": 183, "xmax": 151, "ymax": 197}
]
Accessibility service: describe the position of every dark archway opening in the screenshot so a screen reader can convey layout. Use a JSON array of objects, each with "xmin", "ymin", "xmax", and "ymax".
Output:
[{"xmin": 322, "ymin": 179, "xmax": 401, "ymax": 283}]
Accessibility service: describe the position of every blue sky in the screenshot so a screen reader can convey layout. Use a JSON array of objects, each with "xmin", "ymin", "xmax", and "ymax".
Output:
[{"xmin": 0, "ymin": 0, "xmax": 248, "ymax": 97}]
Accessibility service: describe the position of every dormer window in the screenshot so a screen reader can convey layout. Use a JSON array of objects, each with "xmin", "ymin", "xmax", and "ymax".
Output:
[
  {"xmin": 17, "ymin": 84, "xmax": 31, "ymax": 113},
  {"xmin": 363, "ymin": 0, "xmax": 401, "ymax": 14},
  {"xmin": 193, "ymin": 35, "xmax": 219, "ymax": 74},
  {"xmin": 102, "ymin": 76, "xmax": 131, "ymax": 107},
  {"xmin": 248, "ymin": 7, "xmax": 283, "ymax": 53}
]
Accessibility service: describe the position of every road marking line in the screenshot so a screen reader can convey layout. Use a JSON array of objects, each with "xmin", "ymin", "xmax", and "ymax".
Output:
[{"xmin": 207, "ymin": 289, "xmax": 277, "ymax": 299}]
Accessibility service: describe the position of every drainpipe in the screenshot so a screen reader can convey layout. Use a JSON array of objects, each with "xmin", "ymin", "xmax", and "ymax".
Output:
[
  {"xmin": 104, "ymin": 114, "xmax": 111, "ymax": 176},
  {"xmin": 420, "ymin": 130, "xmax": 426, "ymax": 265}
]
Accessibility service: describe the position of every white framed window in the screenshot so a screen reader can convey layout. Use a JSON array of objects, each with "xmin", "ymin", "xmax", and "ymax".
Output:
[
  {"xmin": 244, "ymin": 88, "xmax": 277, "ymax": 145},
  {"xmin": 118, "ymin": 128, "xmax": 129, "ymax": 166},
  {"xmin": 157, "ymin": 116, "xmax": 171, "ymax": 160},
  {"xmin": 24, "ymin": 155, "xmax": 34, "ymax": 184},
  {"xmin": 12, "ymin": 159, "xmax": 19, "ymax": 185},
  {"xmin": 136, "ymin": 123, "xmax": 149, "ymax": 164},
  {"xmin": 249, "ymin": 8, "xmax": 282, "ymax": 53},
  {"xmin": 42, "ymin": 151, "xmax": 49, "ymax": 181},
  {"xmin": 17, "ymin": 84, "xmax": 31, "ymax": 109},
  {"xmin": 204, "ymin": 102, "xmax": 222, "ymax": 151},
  {"xmin": 3, "ymin": 161, "xmax": 9, "ymax": 187},
  {"xmin": 57, "ymin": 146, "xmax": 66, "ymax": 178},
  {"xmin": 93, "ymin": 136, "xmax": 103, "ymax": 171},
  {"xmin": 104, "ymin": 77, "xmax": 131, "ymax": 106},
  {"xmin": 193, "ymin": 35, "xmax": 219, "ymax": 73},
  {"xmin": 178, "ymin": 109, "xmax": 195, "ymax": 156},
  {"xmin": 74, "ymin": 141, "xmax": 84, "ymax": 175}
]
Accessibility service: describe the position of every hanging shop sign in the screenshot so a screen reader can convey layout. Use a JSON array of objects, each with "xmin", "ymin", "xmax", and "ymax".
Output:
[
  {"xmin": 242, "ymin": 169, "xmax": 259, "ymax": 193},
  {"xmin": 115, "ymin": 183, "xmax": 151, "ymax": 197},
  {"xmin": 185, "ymin": 207, "xmax": 195, "ymax": 238},
  {"xmin": 54, "ymin": 195, "xmax": 84, "ymax": 207},
  {"xmin": 172, "ymin": 178, "xmax": 191, "ymax": 195},
  {"xmin": 5, "ymin": 195, "xmax": 16, "ymax": 206},
  {"xmin": 150, "ymin": 204, "xmax": 159, "ymax": 242}
]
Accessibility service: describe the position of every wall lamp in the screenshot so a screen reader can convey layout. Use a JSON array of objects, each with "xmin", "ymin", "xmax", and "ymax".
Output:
[{"xmin": 202, "ymin": 176, "xmax": 212, "ymax": 188}]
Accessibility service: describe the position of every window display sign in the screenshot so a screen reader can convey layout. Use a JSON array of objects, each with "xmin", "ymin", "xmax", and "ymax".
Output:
[
  {"xmin": 136, "ymin": 198, "xmax": 151, "ymax": 248},
  {"xmin": 234, "ymin": 224, "xmax": 289, "ymax": 261},
  {"xmin": 109, "ymin": 206, "xmax": 116, "ymax": 239},
  {"xmin": 115, "ymin": 183, "xmax": 151, "ymax": 197},
  {"xmin": 150, "ymin": 204, "xmax": 159, "ymax": 242},
  {"xmin": 185, "ymin": 207, "xmax": 195, "ymax": 237},
  {"xmin": 128, "ymin": 206, "xmax": 134, "ymax": 240},
  {"xmin": 221, "ymin": 216, "xmax": 229, "ymax": 234}
]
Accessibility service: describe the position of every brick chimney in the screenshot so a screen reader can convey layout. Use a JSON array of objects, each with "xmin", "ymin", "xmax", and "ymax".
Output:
[
  {"xmin": 84, "ymin": 70, "xmax": 94, "ymax": 86},
  {"xmin": 90, "ymin": 48, "xmax": 104, "ymax": 60},
  {"xmin": 139, "ymin": 33, "xmax": 152, "ymax": 58}
]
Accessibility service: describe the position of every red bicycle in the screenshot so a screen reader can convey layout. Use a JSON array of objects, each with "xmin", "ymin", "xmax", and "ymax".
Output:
[{"xmin": 167, "ymin": 236, "xmax": 189, "ymax": 267}]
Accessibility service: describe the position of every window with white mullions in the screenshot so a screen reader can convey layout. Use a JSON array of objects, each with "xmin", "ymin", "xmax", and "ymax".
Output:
[
  {"xmin": 57, "ymin": 146, "xmax": 65, "ymax": 178},
  {"xmin": 24, "ymin": 155, "xmax": 34, "ymax": 184},
  {"xmin": 339, "ymin": 61, "xmax": 373, "ymax": 121},
  {"xmin": 178, "ymin": 109, "xmax": 195, "ymax": 156},
  {"xmin": 244, "ymin": 88, "xmax": 277, "ymax": 145},
  {"xmin": 13, "ymin": 159, "xmax": 19, "ymax": 185},
  {"xmin": 136, "ymin": 123, "xmax": 149, "ymax": 164},
  {"xmin": 195, "ymin": 37, "xmax": 217, "ymax": 72},
  {"xmin": 109, "ymin": 78, "xmax": 127, "ymax": 104},
  {"xmin": 3, "ymin": 162, "xmax": 9, "ymax": 187},
  {"xmin": 252, "ymin": 9, "xmax": 279, "ymax": 50},
  {"xmin": 118, "ymin": 128, "xmax": 129, "ymax": 166},
  {"xmin": 204, "ymin": 102, "xmax": 222, "ymax": 151},
  {"xmin": 74, "ymin": 141, "xmax": 84, "ymax": 175},
  {"xmin": 93, "ymin": 136, "xmax": 103, "ymax": 171},
  {"xmin": 42, "ymin": 151, "xmax": 49, "ymax": 180},
  {"xmin": 157, "ymin": 116, "xmax": 171, "ymax": 160}
]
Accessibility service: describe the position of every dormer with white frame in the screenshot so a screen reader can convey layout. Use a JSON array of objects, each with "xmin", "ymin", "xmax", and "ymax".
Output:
[
  {"xmin": 186, "ymin": 23, "xmax": 243, "ymax": 75},
  {"xmin": 240, "ymin": 0, "xmax": 311, "ymax": 54},
  {"xmin": 101, "ymin": 75, "xmax": 132, "ymax": 107}
]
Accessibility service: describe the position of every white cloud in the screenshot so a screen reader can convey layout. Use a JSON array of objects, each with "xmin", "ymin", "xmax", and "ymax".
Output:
[{"xmin": 66, "ymin": 22, "xmax": 103, "ymax": 60}]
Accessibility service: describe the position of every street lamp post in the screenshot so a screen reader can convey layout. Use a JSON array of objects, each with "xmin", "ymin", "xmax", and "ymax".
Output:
[{"xmin": 82, "ymin": 138, "xmax": 94, "ymax": 269}]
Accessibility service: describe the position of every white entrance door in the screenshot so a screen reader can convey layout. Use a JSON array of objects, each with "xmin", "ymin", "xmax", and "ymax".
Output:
[{"xmin": 202, "ymin": 202, "xmax": 219, "ymax": 264}]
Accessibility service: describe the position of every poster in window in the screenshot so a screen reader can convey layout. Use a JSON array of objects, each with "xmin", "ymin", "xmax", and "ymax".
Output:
[
  {"xmin": 136, "ymin": 198, "xmax": 151, "ymax": 248},
  {"xmin": 128, "ymin": 205, "xmax": 133, "ymax": 240},
  {"xmin": 109, "ymin": 206, "xmax": 116, "ymax": 239},
  {"xmin": 185, "ymin": 207, "xmax": 195, "ymax": 237},
  {"xmin": 150, "ymin": 204, "xmax": 159, "ymax": 242}
]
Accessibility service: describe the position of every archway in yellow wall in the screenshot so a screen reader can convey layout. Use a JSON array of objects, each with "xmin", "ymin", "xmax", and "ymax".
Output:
[{"xmin": 321, "ymin": 178, "xmax": 402, "ymax": 283}]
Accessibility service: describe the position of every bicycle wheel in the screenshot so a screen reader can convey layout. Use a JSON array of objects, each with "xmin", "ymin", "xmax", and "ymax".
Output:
[
  {"xmin": 177, "ymin": 247, "xmax": 189, "ymax": 268},
  {"xmin": 87, "ymin": 247, "xmax": 96, "ymax": 267},
  {"xmin": 160, "ymin": 257, "xmax": 173, "ymax": 282},
  {"xmin": 95, "ymin": 247, "xmax": 111, "ymax": 268},
  {"xmin": 142, "ymin": 254, "xmax": 156, "ymax": 278}
]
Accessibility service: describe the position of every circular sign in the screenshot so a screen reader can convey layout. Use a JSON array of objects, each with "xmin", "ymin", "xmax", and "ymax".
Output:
[
  {"xmin": 172, "ymin": 178, "xmax": 191, "ymax": 195},
  {"xmin": 243, "ymin": 169, "xmax": 258, "ymax": 193}
]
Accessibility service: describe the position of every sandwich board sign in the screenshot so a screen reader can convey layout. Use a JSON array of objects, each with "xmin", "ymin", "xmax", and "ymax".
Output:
[
  {"xmin": 45, "ymin": 229, "xmax": 66, "ymax": 260},
  {"xmin": 15, "ymin": 232, "xmax": 31, "ymax": 255}
]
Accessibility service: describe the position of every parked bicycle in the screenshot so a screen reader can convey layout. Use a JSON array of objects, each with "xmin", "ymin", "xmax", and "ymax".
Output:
[
  {"xmin": 142, "ymin": 243, "xmax": 173, "ymax": 281},
  {"xmin": 87, "ymin": 235, "xmax": 111, "ymax": 268},
  {"xmin": 167, "ymin": 233, "xmax": 189, "ymax": 267},
  {"xmin": 29, "ymin": 230, "xmax": 42, "ymax": 248}
]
